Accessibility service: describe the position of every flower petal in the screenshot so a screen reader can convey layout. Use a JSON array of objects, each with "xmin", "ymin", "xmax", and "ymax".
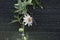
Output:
[{"xmin": 25, "ymin": 22, "xmax": 28, "ymax": 25}]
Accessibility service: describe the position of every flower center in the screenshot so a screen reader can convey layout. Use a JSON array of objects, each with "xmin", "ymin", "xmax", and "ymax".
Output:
[{"xmin": 28, "ymin": 17, "xmax": 32, "ymax": 22}]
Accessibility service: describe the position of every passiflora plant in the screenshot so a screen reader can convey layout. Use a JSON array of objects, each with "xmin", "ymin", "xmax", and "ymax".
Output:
[{"xmin": 10, "ymin": 0, "xmax": 43, "ymax": 40}]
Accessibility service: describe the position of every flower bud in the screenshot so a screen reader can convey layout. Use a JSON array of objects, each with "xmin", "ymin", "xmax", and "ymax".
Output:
[{"xmin": 19, "ymin": 28, "xmax": 24, "ymax": 32}]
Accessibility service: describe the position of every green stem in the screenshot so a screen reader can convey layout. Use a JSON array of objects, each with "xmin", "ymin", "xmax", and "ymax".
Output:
[{"xmin": 22, "ymin": 22, "xmax": 25, "ymax": 40}]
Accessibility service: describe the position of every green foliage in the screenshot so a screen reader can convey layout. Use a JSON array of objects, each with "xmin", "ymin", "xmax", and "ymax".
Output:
[
  {"xmin": 32, "ymin": 0, "xmax": 43, "ymax": 9},
  {"xmin": 10, "ymin": 0, "xmax": 43, "ymax": 24},
  {"xmin": 9, "ymin": 20, "xmax": 18, "ymax": 24}
]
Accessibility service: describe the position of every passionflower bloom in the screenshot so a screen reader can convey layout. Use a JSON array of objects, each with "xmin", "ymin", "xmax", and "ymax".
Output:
[{"xmin": 23, "ymin": 14, "xmax": 32, "ymax": 26}]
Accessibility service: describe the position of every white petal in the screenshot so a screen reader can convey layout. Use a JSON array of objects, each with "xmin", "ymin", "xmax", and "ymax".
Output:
[
  {"xmin": 23, "ymin": 17, "xmax": 27, "ymax": 19},
  {"xmin": 27, "ymin": 22, "xmax": 32, "ymax": 26},
  {"xmin": 28, "ymin": 24, "xmax": 30, "ymax": 26},
  {"xmin": 28, "ymin": 23, "xmax": 32, "ymax": 26},
  {"xmin": 23, "ymin": 20, "xmax": 27, "ymax": 22},
  {"xmin": 25, "ymin": 22, "xmax": 28, "ymax": 25}
]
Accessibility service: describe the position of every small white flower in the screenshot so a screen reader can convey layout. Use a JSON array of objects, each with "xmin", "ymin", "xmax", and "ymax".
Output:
[{"xmin": 23, "ymin": 14, "xmax": 32, "ymax": 26}]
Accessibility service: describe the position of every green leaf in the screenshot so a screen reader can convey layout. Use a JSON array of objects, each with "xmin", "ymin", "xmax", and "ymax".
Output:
[
  {"xmin": 18, "ymin": 0, "xmax": 22, "ymax": 9},
  {"xmin": 9, "ymin": 20, "xmax": 18, "ymax": 24},
  {"xmin": 14, "ymin": 15, "xmax": 19, "ymax": 19},
  {"xmin": 18, "ymin": 16, "xmax": 23, "ymax": 22},
  {"xmin": 35, "ymin": 0, "xmax": 43, "ymax": 9},
  {"xmin": 14, "ymin": 6, "xmax": 19, "ymax": 9},
  {"xmin": 26, "ymin": 2, "xmax": 33, "ymax": 5},
  {"xmin": 33, "ymin": 3, "xmax": 36, "ymax": 9},
  {"xmin": 14, "ymin": 15, "xmax": 20, "ymax": 20},
  {"xmin": 14, "ymin": 4, "xmax": 19, "ymax": 6},
  {"xmin": 14, "ymin": 4, "xmax": 19, "ymax": 9},
  {"xmin": 27, "ymin": 0, "xmax": 32, "ymax": 3},
  {"xmin": 14, "ymin": 10, "xmax": 20, "ymax": 13}
]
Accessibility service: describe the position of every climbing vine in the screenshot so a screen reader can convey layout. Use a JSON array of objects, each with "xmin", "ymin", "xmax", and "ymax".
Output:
[{"xmin": 10, "ymin": 0, "xmax": 43, "ymax": 40}]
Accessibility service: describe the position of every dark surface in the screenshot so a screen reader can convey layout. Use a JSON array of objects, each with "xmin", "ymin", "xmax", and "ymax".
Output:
[{"xmin": 0, "ymin": 0, "xmax": 60, "ymax": 40}]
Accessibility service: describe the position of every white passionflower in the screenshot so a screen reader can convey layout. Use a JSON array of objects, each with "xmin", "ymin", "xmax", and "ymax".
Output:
[{"xmin": 23, "ymin": 14, "xmax": 32, "ymax": 26}]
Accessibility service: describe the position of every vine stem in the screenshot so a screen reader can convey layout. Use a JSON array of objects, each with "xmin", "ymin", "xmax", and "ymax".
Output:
[{"xmin": 22, "ymin": 22, "xmax": 25, "ymax": 40}]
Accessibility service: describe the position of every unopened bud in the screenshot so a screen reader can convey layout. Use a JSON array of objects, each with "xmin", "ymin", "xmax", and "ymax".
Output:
[{"xmin": 19, "ymin": 28, "xmax": 24, "ymax": 32}]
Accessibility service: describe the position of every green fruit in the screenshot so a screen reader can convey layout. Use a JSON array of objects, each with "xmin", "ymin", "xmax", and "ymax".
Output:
[{"xmin": 19, "ymin": 28, "xmax": 24, "ymax": 32}]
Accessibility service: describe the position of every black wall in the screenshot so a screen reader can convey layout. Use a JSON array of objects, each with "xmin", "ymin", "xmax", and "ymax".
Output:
[{"xmin": 0, "ymin": 0, "xmax": 60, "ymax": 40}]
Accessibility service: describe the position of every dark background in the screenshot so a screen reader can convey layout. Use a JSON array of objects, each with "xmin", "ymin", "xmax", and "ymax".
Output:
[{"xmin": 0, "ymin": 0, "xmax": 60, "ymax": 40}]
